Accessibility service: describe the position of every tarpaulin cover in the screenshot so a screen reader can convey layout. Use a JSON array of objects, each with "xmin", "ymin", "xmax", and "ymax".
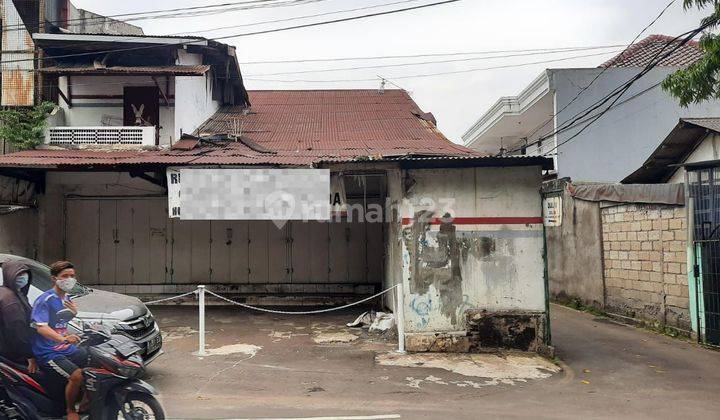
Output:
[{"xmin": 570, "ymin": 183, "xmax": 685, "ymax": 205}]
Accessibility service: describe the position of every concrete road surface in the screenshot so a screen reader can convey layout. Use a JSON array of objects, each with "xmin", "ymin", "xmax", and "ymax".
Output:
[{"xmin": 146, "ymin": 304, "xmax": 720, "ymax": 419}]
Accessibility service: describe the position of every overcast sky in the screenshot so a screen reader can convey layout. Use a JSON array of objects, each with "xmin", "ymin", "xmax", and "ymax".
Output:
[{"xmin": 72, "ymin": 0, "xmax": 709, "ymax": 143}]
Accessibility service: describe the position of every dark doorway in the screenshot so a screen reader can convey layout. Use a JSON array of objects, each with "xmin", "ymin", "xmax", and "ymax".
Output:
[{"xmin": 123, "ymin": 86, "xmax": 160, "ymax": 128}]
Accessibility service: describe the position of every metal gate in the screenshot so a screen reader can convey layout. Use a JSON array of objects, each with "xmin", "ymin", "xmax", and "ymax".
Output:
[
  {"xmin": 689, "ymin": 167, "xmax": 720, "ymax": 345},
  {"xmin": 64, "ymin": 196, "xmax": 384, "ymax": 294}
]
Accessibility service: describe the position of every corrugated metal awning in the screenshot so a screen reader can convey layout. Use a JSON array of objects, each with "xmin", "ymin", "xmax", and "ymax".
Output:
[{"xmin": 39, "ymin": 64, "xmax": 211, "ymax": 76}]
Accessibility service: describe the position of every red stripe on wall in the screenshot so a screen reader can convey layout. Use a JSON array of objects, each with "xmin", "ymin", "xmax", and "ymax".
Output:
[{"xmin": 401, "ymin": 217, "xmax": 543, "ymax": 226}]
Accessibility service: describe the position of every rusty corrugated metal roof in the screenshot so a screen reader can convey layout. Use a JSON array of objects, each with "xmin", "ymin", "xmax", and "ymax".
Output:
[
  {"xmin": 39, "ymin": 64, "xmax": 211, "ymax": 76},
  {"xmin": 0, "ymin": 89, "xmax": 487, "ymax": 168}
]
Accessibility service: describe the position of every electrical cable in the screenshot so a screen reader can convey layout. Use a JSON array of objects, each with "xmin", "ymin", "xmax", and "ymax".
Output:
[
  {"xmin": 0, "ymin": 0, "xmax": 330, "ymax": 33},
  {"xmin": 532, "ymin": 24, "xmax": 711, "ymax": 157},
  {"xmin": 171, "ymin": 0, "xmax": 425, "ymax": 36},
  {"xmin": 244, "ymin": 49, "xmax": 623, "ymax": 82},
  {"xmin": 244, "ymin": 46, "xmax": 623, "ymax": 77},
  {"xmin": 239, "ymin": 44, "xmax": 625, "ymax": 65},
  {"xmin": 0, "ymin": 0, "xmax": 460, "ymax": 66},
  {"xmin": 510, "ymin": 0, "xmax": 679, "ymax": 151}
]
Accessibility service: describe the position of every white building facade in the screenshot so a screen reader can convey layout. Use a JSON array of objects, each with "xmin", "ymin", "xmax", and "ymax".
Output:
[{"xmin": 462, "ymin": 35, "xmax": 720, "ymax": 183}]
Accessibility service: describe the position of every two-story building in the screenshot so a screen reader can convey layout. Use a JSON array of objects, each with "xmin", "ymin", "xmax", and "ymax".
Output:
[
  {"xmin": 461, "ymin": 35, "xmax": 720, "ymax": 183},
  {"xmin": 34, "ymin": 32, "xmax": 248, "ymax": 146},
  {"xmin": 0, "ymin": 5, "xmax": 556, "ymax": 354}
]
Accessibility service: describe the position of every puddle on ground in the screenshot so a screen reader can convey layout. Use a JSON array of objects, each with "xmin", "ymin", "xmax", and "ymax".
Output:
[
  {"xmin": 312, "ymin": 332, "xmax": 359, "ymax": 344},
  {"xmin": 376, "ymin": 352, "xmax": 560, "ymax": 387},
  {"xmin": 204, "ymin": 343, "xmax": 262, "ymax": 357}
]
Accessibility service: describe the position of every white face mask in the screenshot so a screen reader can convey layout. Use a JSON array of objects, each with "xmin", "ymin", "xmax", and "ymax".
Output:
[
  {"xmin": 56, "ymin": 277, "xmax": 77, "ymax": 293},
  {"xmin": 15, "ymin": 273, "xmax": 29, "ymax": 290}
]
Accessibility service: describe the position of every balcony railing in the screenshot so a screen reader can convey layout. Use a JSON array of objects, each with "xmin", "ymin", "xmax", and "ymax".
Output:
[{"xmin": 46, "ymin": 126, "xmax": 156, "ymax": 147}]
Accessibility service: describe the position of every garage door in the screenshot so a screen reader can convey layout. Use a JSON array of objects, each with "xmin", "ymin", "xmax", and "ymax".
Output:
[
  {"xmin": 65, "ymin": 197, "xmax": 384, "ymax": 291},
  {"xmin": 66, "ymin": 197, "xmax": 168, "ymax": 286}
]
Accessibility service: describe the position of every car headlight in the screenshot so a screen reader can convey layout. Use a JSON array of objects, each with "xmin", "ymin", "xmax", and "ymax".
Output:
[{"xmin": 73, "ymin": 318, "xmax": 119, "ymax": 333}]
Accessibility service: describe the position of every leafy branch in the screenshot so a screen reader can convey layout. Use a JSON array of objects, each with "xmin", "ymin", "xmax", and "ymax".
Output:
[
  {"xmin": 663, "ymin": 0, "xmax": 720, "ymax": 106},
  {"xmin": 0, "ymin": 102, "xmax": 56, "ymax": 150}
]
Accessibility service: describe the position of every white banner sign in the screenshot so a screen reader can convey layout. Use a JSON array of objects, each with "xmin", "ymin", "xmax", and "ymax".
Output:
[
  {"xmin": 167, "ymin": 168, "xmax": 182, "ymax": 218},
  {"xmin": 543, "ymin": 196, "xmax": 563, "ymax": 227}
]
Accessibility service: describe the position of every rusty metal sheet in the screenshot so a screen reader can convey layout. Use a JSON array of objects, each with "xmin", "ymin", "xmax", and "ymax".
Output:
[
  {"xmin": 0, "ymin": 89, "xmax": 490, "ymax": 167},
  {"xmin": 1, "ymin": 0, "xmax": 35, "ymax": 106}
]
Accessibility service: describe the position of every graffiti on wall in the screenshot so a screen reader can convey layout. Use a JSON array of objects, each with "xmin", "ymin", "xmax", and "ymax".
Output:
[{"xmin": 403, "ymin": 211, "xmax": 510, "ymax": 328}]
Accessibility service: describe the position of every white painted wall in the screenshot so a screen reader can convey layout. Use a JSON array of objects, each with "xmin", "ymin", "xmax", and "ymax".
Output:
[
  {"xmin": 56, "ymin": 75, "xmax": 176, "ymax": 145},
  {"xmin": 399, "ymin": 166, "xmax": 545, "ymax": 333},
  {"xmin": 174, "ymin": 73, "xmax": 220, "ymax": 139},
  {"xmin": 550, "ymin": 68, "xmax": 720, "ymax": 183},
  {"xmin": 668, "ymin": 132, "xmax": 720, "ymax": 183}
]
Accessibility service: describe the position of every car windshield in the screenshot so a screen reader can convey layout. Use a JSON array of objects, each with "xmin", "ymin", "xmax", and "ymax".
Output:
[{"xmin": 15, "ymin": 258, "xmax": 90, "ymax": 297}]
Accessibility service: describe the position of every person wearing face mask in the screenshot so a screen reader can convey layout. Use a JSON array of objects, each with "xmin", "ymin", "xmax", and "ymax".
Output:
[
  {"xmin": 31, "ymin": 261, "xmax": 86, "ymax": 420},
  {"xmin": 0, "ymin": 261, "xmax": 37, "ymax": 373}
]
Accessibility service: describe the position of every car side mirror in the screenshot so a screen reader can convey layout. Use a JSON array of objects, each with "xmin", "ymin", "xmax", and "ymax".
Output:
[{"xmin": 56, "ymin": 308, "xmax": 75, "ymax": 322}]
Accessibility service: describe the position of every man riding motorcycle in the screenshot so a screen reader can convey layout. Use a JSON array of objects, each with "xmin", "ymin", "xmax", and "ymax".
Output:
[{"xmin": 31, "ymin": 261, "xmax": 86, "ymax": 420}]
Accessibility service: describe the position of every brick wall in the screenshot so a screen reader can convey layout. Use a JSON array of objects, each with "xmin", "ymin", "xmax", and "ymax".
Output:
[{"xmin": 601, "ymin": 204, "xmax": 690, "ymax": 331}]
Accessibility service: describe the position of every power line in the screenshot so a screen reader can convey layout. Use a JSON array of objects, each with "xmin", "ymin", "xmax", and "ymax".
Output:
[
  {"xmin": 239, "ymin": 44, "xmax": 624, "ymax": 64},
  {"xmin": 0, "ymin": 0, "xmax": 460, "ymax": 66},
  {"xmin": 244, "ymin": 49, "xmax": 622, "ymax": 82},
  {"xmin": 508, "ymin": 0, "xmax": 678, "ymax": 151},
  {"xmin": 29, "ymin": 49, "xmax": 624, "ymax": 93},
  {"xmin": 244, "ymin": 46, "xmax": 622, "ymax": 76},
  {"xmin": 172, "ymin": 0, "xmax": 425, "ymax": 36},
  {"xmin": 0, "ymin": 0, "xmax": 326, "ymax": 34},
  {"xmin": 503, "ymin": 23, "xmax": 709, "ymax": 158},
  {"xmin": 542, "ymin": 30, "xmax": 697, "ymax": 151}
]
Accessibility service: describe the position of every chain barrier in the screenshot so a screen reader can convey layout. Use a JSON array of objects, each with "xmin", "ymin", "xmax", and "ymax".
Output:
[
  {"xmin": 143, "ymin": 290, "xmax": 197, "ymax": 305},
  {"xmin": 204, "ymin": 285, "xmax": 398, "ymax": 315},
  {"xmin": 141, "ymin": 283, "xmax": 406, "ymax": 354}
]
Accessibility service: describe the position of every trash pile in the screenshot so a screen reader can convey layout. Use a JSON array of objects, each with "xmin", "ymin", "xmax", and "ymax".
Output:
[{"xmin": 347, "ymin": 310, "xmax": 397, "ymax": 339}]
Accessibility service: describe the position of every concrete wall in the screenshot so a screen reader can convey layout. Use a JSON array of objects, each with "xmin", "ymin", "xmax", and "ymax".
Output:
[
  {"xmin": 175, "ymin": 74, "xmax": 220, "ymax": 139},
  {"xmin": 550, "ymin": 68, "xmax": 720, "ymax": 183},
  {"xmin": 66, "ymin": 2, "xmax": 144, "ymax": 35},
  {"xmin": 398, "ymin": 166, "xmax": 546, "ymax": 348},
  {"xmin": 546, "ymin": 187, "xmax": 605, "ymax": 308},
  {"xmin": 601, "ymin": 204, "xmax": 690, "ymax": 331},
  {"xmin": 0, "ymin": 209, "xmax": 38, "ymax": 259}
]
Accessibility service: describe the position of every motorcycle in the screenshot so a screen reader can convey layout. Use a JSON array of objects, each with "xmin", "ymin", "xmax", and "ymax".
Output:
[{"xmin": 0, "ymin": 309, "xmax": 164, "ymax": 419}]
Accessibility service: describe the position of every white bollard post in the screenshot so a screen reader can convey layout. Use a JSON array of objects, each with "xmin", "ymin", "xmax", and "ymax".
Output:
[
  {"xmin": 197, "ymin": 285, "xmax": 207, "ymax": 357},
  {"xmin": 395, "ymin": 282, "xmax": 406, "ymax": 354}
]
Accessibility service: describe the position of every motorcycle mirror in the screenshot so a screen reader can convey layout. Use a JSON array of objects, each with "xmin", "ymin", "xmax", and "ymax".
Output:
[{"xmin": 56, "ymin": 308, "xmax": 75, "ymax": 322}]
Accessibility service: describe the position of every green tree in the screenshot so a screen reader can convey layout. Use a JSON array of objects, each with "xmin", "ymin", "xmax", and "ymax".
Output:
[
  {"xmin": 663, "ymin": 1, "xmax": 720, "ymax": 106},
  {"xmin": 0, "ymin": 102, "xmax": 56, "ymax": 150}
]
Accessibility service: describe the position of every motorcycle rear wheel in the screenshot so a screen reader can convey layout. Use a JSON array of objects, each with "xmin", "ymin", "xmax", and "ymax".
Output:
[{"xmin": 107, "ymin": 392, "xmax": 165, "ymax": 420}]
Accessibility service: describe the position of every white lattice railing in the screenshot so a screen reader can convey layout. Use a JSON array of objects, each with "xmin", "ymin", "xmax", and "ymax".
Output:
[{"xmin": 46, "ymin": 126, "xmax": 156, "ymax": 146}]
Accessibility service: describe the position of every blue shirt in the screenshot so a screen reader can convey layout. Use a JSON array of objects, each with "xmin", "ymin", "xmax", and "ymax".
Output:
[{"xmin": 31, "ymin": 289, "xmax": 78, "ymax": 364}]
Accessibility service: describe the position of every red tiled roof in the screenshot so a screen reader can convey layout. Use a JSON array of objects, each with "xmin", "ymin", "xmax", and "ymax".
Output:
[
  {"xmin": 0, "ymin": 90, "xmax": 483, "ymax": 168},
  {"xmin": 600, "ymin": 34, "xmax": 704, "ymax": 68}
]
